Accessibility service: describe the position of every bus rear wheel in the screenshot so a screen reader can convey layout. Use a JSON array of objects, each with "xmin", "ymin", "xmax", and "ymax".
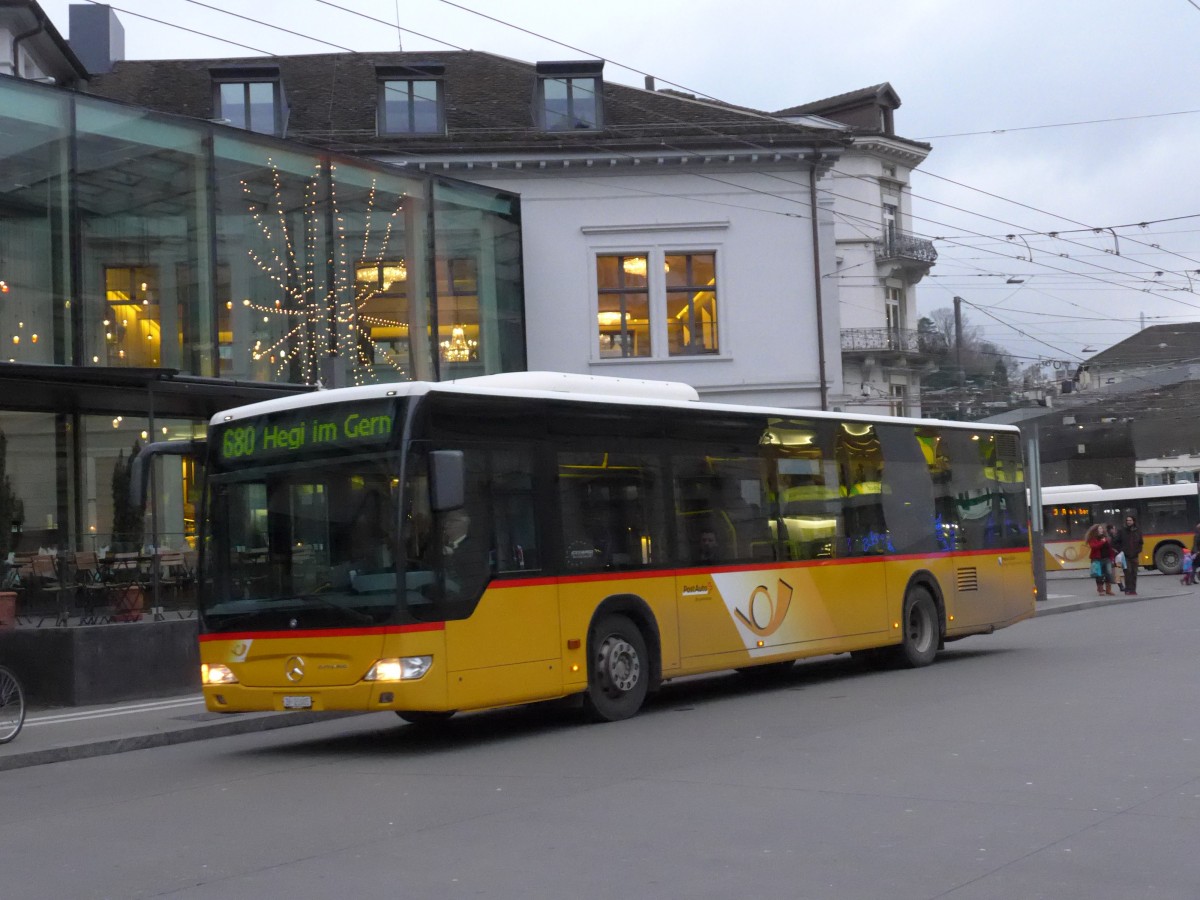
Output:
[
  {"xmin": 583, "ymin": 614, "xmax": 649, "ymax": 722},
  {"xmin": 1154, "ymin": 543, "xmax": 1183, "ymax": 575},
  {"xmin": 893, "ymin": 586, "xmax": 939, "ymax": 668}
]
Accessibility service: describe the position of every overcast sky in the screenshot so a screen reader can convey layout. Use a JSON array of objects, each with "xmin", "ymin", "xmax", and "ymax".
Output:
[{"xmin": 40, "ymin": 0, "xmax": 1200, "ymax": 373}]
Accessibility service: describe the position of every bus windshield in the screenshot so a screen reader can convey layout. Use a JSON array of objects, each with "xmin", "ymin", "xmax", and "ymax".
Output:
[{"xmin": 205, "ymin": 454, "xmax": 410, "ymax": 633}]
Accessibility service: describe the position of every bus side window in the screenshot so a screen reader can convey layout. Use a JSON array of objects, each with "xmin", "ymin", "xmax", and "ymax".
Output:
[
  {"xmin": 491, "ymin": 446, "xmax": 539, "ymax": 573},
  {"xmin": 436, "ymin": 449, "xmax": 493, "ymax": 607},
  {"xmin": 878, "ymin": 425, "xmax": 938, "ymax": 554},
  {"xmin": 1146, "ymin": 497, "xmax": 1187, "ymax": 535},
  {"xmin": 558, "ymin": 449, "xmax": 667, "ymax": 570},
  {"xmin": 766, "ymin": 418, "xmax": 840, "ymax": 561},
  {"xmin": 937, "ymin": 430, "xmax": 993, "ymax": 552},
  {"xmin": 836, "ymin": 422, "xmax": 887, "ymax": 555},
  {"xmin": 672, "ymin": 453, "xmax": 772, "ymax": 564}
]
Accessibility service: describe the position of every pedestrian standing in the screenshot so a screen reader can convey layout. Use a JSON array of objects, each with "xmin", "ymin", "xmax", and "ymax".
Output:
[
  {"xmin": 1191, "ymin": 524, "xmax": 1200, "ymax": 585},
  {"xmin": 1118, "ymin": 512, "xmax": 1144, "ymax": 595},
  {"xmin": 1086, "ymin": 524, "xmax": 1113, "ymax": 596},
  {"xmin": 1108, "ymin": 523, "xmax": 1125, "ymax": 593}
]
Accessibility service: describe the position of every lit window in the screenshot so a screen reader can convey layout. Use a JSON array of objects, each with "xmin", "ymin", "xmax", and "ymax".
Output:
[
  {"xmin": 103, "ymin": 266, "xmax": 161, "ymax": 368},
  {"xmin": 356, "ymin": 260, "xmax": 411, "ymax": 371},
  {"xmin": 665, "ymin": 252, "xmax": 718, "ymax": 356},
  {"xmin": 377, "ymin": 67, "xmax": 444, "ymax": 135},
  {"xmin": 436, "ymin": 258, "xmax": 480, "ymax": 366},
  {"xmin": 596, "ymin": 255, "xmax": 650, "ymax": 358}
]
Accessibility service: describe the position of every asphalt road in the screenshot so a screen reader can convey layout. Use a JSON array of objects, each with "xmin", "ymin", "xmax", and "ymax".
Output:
[{"xmin": 3, "ymin": 596, "xmax": 1200, "ymax": 900}]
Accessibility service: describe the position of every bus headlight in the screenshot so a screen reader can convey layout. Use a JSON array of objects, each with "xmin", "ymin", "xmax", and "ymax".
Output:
[
  {"xmin": 364, "ymin": 656, "xmax": 432, "ymax": 682},
  {"xmin": 201, "ymin": 663, "xmax": 238, "ymax": 685}
]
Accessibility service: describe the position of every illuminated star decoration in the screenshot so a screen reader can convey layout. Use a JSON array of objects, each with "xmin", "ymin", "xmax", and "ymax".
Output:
[{"xmin": 241, "ymin": 159, "xmax": 409, "ymax": 385}]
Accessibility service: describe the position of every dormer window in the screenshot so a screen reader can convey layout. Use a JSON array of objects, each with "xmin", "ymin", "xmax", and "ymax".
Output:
[
  {"xmin": 377, "ymin": 63, "xmax": 445, "ymax": 135},
  {"xmin": 536, "ymin": 60, "xmax": 603, "ymax": 131},
  {"xmin": 212, "ymin": 66, "xmax": 286, "ymax": 136}
]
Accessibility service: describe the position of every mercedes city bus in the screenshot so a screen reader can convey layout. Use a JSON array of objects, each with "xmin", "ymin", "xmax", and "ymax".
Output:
[{"xmin": 137, "ymin": 373, "xmax": 1035, "ymax": 722}]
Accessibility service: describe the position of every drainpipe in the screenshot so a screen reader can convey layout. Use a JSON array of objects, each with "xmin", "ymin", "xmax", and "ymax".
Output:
[
  {"xmin": 809, "ymin": 152, "xmax": 829, "ymax": 411},
  {"xmin": 11, "ymin": 21, "xmax": 46, "ymax": 79}
]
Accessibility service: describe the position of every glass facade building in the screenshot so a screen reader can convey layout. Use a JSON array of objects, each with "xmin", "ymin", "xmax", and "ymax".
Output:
[{"xmin": 0, "ymin": 75, "xmax": 524, "ymax": 557}]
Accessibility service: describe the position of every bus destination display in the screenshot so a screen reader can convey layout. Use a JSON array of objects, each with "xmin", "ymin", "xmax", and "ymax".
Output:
[{"xmin": 217, "ymin": 400, "xmax": 397, "ymax": 464}]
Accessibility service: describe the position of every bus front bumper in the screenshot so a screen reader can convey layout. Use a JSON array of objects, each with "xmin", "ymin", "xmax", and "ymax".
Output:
[{"xmin": 202, "ymin": 677, "xmax": 448, "ymax": 713}]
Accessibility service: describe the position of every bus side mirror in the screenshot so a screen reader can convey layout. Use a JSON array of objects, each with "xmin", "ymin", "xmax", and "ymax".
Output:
[
  {"xmin": 131, "ymin": 440, "xmax": 206, "ymax": 511},
  {"xmin": 429, "ymin": 450, "xmax": 465, "ymax": 512}
]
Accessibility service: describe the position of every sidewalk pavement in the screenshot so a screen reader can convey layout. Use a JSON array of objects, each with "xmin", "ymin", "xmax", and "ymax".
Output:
[
  {"xmin": 1036, "ymin": 567, "xmax": 1193, "ymax": 616},
  {"xmin": 0, "ymin": 568, "xmax": 1191, "ymax": 772}
]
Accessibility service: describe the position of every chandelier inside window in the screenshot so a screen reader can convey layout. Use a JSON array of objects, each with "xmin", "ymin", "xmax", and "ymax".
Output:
[{"xmin": 439, "ymin": 324, "xmax": 477, "ymax": 362}]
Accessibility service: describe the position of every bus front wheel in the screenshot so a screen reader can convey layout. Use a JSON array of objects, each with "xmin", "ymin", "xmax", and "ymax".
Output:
[
  {"xmin": 583, "ymin": 614, "xmax": 649, "ymax": 722},
  {"xmin": 893, "ymin": 587, "xmax": 939, "ymax": 668},
  {"xmin": 1154, "ymin": 543, "xmax": 1183, "ymax": 575}
]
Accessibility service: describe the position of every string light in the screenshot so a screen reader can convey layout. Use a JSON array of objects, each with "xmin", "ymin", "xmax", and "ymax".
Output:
[{"xmin": 241, "ymin": 160, "xmax": 411, "ymax": 385}]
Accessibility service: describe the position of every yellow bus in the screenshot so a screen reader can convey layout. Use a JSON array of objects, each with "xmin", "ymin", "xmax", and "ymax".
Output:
[
  {"xmin": 1041, "ymin": 482, "xmax": 1199, "ymax": 574},
  {"xmin": 148, "ymin": 373, "xmax": 1033, "ymax": 723}
]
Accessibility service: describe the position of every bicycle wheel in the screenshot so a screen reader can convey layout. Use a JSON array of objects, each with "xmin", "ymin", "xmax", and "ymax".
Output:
[{"xmin": 0, "ymin": 665, "xmax": 26, "ymax": 744}]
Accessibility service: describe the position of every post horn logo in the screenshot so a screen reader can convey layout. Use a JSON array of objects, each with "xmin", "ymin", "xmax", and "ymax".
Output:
[
  {"xmin": 734, "ymin": 578, "xmax": 794, "ymax": 637},
  {"xmin": 284, "ymin": 656, "xmax": 306, "ymax": 682}
]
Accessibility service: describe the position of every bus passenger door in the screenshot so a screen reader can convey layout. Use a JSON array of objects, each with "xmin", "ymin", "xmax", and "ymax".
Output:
[{"xmin": 437, "ymin": 444, "xmax": 564, "ymax": 709}]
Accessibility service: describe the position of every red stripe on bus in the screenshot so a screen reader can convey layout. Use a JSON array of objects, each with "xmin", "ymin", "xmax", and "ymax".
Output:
[
  {"xmin": 199, "ymin": 621, "xmax": 445, "ymax": 642},
  {"xmin": 487, "ymin": 546, "xmax": 1031, "ymax": 588}
]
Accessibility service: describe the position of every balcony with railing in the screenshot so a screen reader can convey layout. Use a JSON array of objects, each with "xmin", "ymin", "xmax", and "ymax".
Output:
[
  {"xmin": 874, "ymin": 231, "xmax": 938, "ymax": 269},
  {"xmin": 840, "ymin": 327, "xmax": 926, "ymax": 357}
]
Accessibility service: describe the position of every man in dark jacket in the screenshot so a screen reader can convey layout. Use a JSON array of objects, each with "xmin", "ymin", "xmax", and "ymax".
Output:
[{"xmin": 1119, "ymin": 512, "xmax": 1145, "ymax": 595}]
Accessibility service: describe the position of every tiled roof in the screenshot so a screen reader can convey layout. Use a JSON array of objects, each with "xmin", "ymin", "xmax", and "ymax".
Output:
[
  {"xmin": 87, "ymin": 50, "xmax": 846, "ymax": 156},
  {"xmin": 1087, "ymin": 323, "xmax": 1200, "ymax": 369},
  {"xmin": 775, "ymin": 82, "xmax": 900, "ymax": 118}
]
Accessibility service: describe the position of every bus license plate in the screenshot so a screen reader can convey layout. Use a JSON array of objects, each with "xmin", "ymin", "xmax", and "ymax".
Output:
[{"xmin": 282, "ymin": 695, "xmax": 312, "ymax": 710}]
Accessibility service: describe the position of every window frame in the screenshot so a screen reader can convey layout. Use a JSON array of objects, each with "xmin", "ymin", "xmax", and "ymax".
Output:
[
  {"xmin": 538, "ymin": 75, "xmax": 602, "ymax": 131},
  {"xmin": 664, "ymin": 251, "xmax": 719, "ymax": 357},
  {"xmin": 212, "ymin": 76, "xmax": 284, "ymax": 136},
  {"xmin": 377, "ymin": 77, "xmax": 445, "ymax": 135},
  {"xmin": 535, "ymin": 60, "xmax": 604, "ymax": 132},
  {"xmin": 591, "ymin": 245, "xmax": 724, "ymax": 363},
  {"xmin": 595, "ymin": 252, "xmax": 652, "ymax": 359}
]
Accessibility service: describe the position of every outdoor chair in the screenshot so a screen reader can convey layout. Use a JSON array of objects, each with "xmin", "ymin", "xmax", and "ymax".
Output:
[
  {"xmin": 72, "ymin": 551, "xmax": 110, "ymax": 625},
  {"xmin": 151, "ymin": 550, "xmax": 187, "ymax": 620},
  {"xmin": 30, "ymin": 554, "xmax": 73, "ymax": 627}
]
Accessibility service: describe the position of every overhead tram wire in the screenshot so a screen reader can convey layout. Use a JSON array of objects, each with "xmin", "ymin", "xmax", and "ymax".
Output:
[
  {"xmin": 326, "ymin": 0, "xmax": 1200, "ymax": 294},
  {"xmin": 211, "ymin": 0, "xmax": 1199, "ymax": 301},
  {"xmin": 181, "ymin": 0, "xmax": 851, "ymax": 224},
  {"xmin": 418, "ymin": 0, "xmax": 1200, "ymax": 284},
  {"xmin": 820, "ymin": 164, "xmax": 1200, "ymax": 281},
  {"xmin": 918, "ymin": 107, "xmax": 1200, "ymax": 141},
  {"xmin": 310, "ymin": 0, "xmax": 467, "ymax": 50},
  {"xmin": 179, "ymin": 0, "xmax": 358, "ymax": 53},
  {"xmin": 911, "ymin": 171, "xmax": 1200, "ymax": 270},
  {"xmin": 76, "ymin": 3, "xmax": 832, "ymax": 224},
  {"xmin": 75, "ymin": 7, "xmax": 1200, "ymax": 380},
  {"xmin": 429, "ymin": 0, "xmax": 750, "ymax": 104},
  {"xmin": 119, "ymin": 2, "xmax": 1200, "ymax": 314},
  {"xmin": 945, "ymin": 296, "xmax": 1200, "ymax": 406},
  {"xmin": 79, "ymin": 0, "xmax": 273, "ymax": 55}
]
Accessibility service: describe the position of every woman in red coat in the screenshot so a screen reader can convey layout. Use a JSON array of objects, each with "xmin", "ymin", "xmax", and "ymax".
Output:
[{"xmin": 1086, "ymin": 524, "xmax": 1114, "ymax": 596}]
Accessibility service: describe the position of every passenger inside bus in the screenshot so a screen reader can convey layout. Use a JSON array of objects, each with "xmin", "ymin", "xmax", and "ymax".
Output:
[{"xmin": 697, "ymin": 527, "xmax": 720, "ymax": 564}]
